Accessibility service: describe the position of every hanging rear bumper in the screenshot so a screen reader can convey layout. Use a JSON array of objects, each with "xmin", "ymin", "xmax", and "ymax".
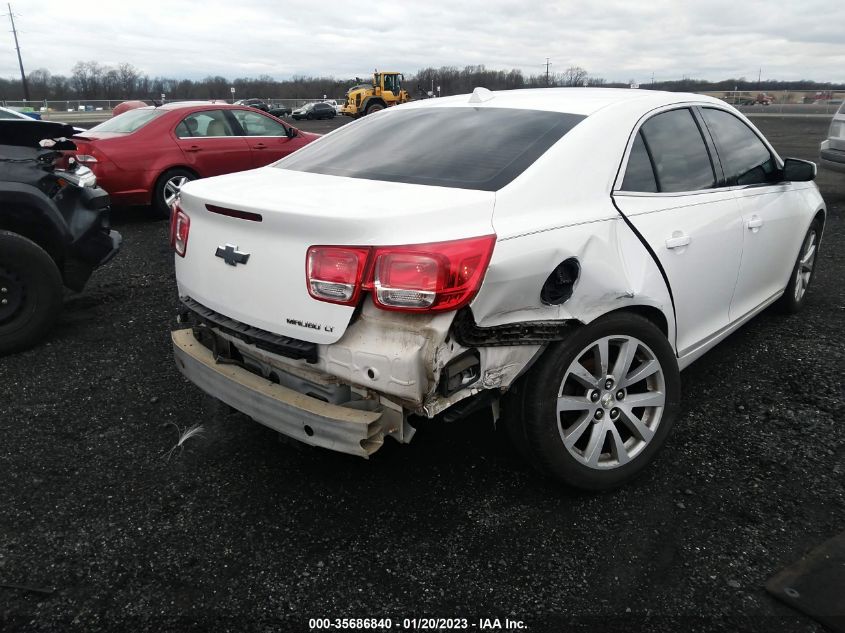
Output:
[{"xmin": 171, "ymin": 328, "xmax": 400, "ymax": 457}]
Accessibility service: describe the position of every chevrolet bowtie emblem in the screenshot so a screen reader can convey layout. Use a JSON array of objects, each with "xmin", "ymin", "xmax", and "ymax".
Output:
[{"xmin": 215, "ymin": 244, "xmax": 250, "ymax": 266}]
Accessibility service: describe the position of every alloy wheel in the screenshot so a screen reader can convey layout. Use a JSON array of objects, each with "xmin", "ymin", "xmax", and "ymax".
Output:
[
  {"xmin": 163, "ymin": 176, "xmax": 190, "ymax": 208},
  {"xmin": 794, "ymin": 229, "xmax": 817, "ymax": 302},
  {"xmin": 555, "ymin": 335, "xmax": 666, "ymax": 469}
]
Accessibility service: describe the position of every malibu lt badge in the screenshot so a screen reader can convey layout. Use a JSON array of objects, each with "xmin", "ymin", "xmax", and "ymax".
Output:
[{"xmin": 215, "ymin": 244, "xmax": 250, "ymax": 266}]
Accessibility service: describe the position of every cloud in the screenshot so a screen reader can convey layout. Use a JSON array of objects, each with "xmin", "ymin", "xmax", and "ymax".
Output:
[{"xmin": 2, "ymin": 0, "xmax": 843, "ymax": 82}]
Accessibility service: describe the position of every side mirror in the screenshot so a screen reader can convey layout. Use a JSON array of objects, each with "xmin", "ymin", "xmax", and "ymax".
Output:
[
  {"xmin": 782, "ymin": 158, "xmax": 816, "ymax": 182},
  {"xmin": 287, "ymin": 126, "xmax": 297, "ymax": 139}
]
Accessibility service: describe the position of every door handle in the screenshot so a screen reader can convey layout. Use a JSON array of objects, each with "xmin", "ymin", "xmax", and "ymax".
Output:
[
  {"xmin": 253, "ymin": 143, "xmax": 267, "ymax": 149},
  {"xmin": 185, "ymin": 145, "xmax": 202, "ymax": 153},
  {"xmin": 746, "ymin": 216, "xmax": 763, "ymax": 231},
  {"xmin": 665, "ymin": 234, "xmax": 691, "ymax": 249}
]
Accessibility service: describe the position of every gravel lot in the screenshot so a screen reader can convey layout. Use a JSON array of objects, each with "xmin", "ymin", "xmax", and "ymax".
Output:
[{"xmin": 1, "ymin": 116, "xmax": 843, "ymax": 633}]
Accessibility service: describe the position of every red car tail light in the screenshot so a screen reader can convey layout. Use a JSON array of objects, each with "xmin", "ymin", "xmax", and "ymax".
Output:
[
  {"xmin": 370, "ymin": 236, "xmax": 496, "ymax": 311},
  {"xmin": 170, "ymin": 204, "xmax": 190, "ymax": 257},
  {"xmin": 72, "ymin": 141, "xmax": 100, "ymax": 164},
  {"xmin": 306, "ymin": 246, "xmax": 372, "ymax": 305},
  {"xmin": 306, "ymin": 235, "xmax": 496, "ymax": 312}
]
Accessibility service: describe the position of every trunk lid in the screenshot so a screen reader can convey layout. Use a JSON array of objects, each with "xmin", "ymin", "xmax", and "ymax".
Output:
[
  {"xmin": 72, "ymin": 131, "xmax": 127, "ymax": 141},
  {"xmin": 174, "ymin": 167, "xmax": 496, "ymax": 344}
]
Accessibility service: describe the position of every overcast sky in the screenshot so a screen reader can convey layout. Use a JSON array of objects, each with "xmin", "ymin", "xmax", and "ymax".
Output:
[{"xmin": 3, "ymin": 0, "xmax": 844, "ymax": 83}]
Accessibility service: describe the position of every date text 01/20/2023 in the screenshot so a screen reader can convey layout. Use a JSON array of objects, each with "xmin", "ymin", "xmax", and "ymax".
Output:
[{"xmin": 307, "ymin": 617, "xmax": 527, "ymax": 630}]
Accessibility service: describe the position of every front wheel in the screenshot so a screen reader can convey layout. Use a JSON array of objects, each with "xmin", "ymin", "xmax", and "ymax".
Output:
[
  {"xmin": 515, "ymin": 313, "xmax": 680, "ymax": 490},
  {"xmin": 364, "ymin": 103, "xmax": 384, "ymax": 116},
  {"xmin": 0, "ymin": 231, "xmax": 64, "ymax": 355},
  {"xmin": 778, "ymin": 219, "xmax": 821, "ymax": 314},
  {"xmin": 152, "ymin": 168, "xmax": 195, "ymax": 220}
]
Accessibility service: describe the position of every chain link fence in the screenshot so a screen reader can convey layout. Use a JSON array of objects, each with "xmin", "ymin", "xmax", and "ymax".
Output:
[{"xmin": 0, "ymin": 97, "xmax": 339, "ymax": 113}]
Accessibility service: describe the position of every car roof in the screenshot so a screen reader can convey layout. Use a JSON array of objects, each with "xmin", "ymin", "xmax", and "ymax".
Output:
[
  {"xmin": 142, "ymin": 101, "xmax": 248, "ymax": 112},
  {"xmin": 405, "ymin": 87, "xmax": 727, "ymax": 116}
]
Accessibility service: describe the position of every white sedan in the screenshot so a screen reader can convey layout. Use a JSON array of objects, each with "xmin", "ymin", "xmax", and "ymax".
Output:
[{"xmin": 169, "ymin": 88, "xmax": 824, "ymax": 490}]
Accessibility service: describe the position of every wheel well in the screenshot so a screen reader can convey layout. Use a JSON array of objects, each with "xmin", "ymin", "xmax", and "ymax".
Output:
[
  {"xmin": 604, "ymin": 305, "xmax": 669, "ymax": 338},
  {"xmin": 813, "ymin": 209, "xmax": 826, "ymax": 230},
  {"xmin": 157, "ymin": 166, "xmax": 200, "ymax": 185},
  {"xmin": 0, "ymin": 211, "xmax": 62, "ymax": 262}
]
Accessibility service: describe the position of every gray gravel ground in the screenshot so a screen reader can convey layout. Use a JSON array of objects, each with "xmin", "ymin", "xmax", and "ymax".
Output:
[{"xmin": 0, "ymin": 116, "xmax": 843, "ymax": 633}]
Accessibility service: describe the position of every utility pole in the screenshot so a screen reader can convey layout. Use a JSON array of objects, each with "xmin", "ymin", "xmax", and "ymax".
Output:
[
  {"xmin": 757, "ymin": 67, "xmax": 761, "ymax": 88},
  {"xmin": 6, "ymin": 3, "xmax": 29, "ymax": 102},
  {"xmin": 544, "ymin": 58, "xmax": 552, "ymax": 87}
]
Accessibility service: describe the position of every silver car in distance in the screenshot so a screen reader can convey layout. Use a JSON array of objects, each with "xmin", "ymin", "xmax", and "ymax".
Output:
[{"xmin": 820, "ymin": 101, "xmax": 845, "ymax": 173}]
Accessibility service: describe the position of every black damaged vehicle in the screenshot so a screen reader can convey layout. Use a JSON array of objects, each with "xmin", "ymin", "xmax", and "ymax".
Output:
[{"xmin": 0, "ymin": 120, "xmax": 121, "ymax": 354}]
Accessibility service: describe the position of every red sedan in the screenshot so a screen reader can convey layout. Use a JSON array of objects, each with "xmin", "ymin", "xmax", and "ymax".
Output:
[{"xmin": 73, "ymin": 102, "xmax": 319, "ymax": 218}]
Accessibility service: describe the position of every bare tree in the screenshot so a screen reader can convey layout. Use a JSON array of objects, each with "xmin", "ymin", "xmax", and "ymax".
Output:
[
  {"xmin": 103, "ymin": 69, "xmax": 121, "ymax": 99},
  {"xmin": 558, "ymin": 66, "xmax": 588, "ymax": 87},
  {"xmin": 70, "ymin": 61, "xmax": 104, "ymax": 98},
  {"xmin": 117, "ymin": 63, "xmax": 143, "ymax": 98},
  {"xmin": 8, "ymin": 59, "xmax": 842, "ymax": 104},
  {"xmin": 27, "ymin": 68, "xmax": 51, "ymax": 100}
]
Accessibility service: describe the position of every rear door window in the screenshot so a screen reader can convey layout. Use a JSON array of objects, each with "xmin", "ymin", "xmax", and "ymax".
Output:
[
  {"xmin": 230, "ymin": 110, "xmax": 288, "ymax": 136},
  {"xmin": 175, "ymin": 110, "xmax": 235, "ymax": 137},
  {"xmin": 621, "ymin": 131, "xmax": 658, "ymax": 193},
  {"xmin": 639, "ymin": 108, "xmax": 716, "ymax": 192},
  {"xmin": 700, "ymin": 108, "xmax": 778, "ymax": 186}
]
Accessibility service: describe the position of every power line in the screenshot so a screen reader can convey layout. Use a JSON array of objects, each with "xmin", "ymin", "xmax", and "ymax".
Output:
[{"xmin": 6, "ymin": 3, "xmax": 29, "ymax": 101}]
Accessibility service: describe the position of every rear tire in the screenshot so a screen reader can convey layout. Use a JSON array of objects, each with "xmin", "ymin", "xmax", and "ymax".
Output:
[
  {"xmin": 778, "ymin": 219, "xmax": 821, "ymax": 314},
  {"xmin": 515, "ymin": 313, "xmax": 680, "ymax": 490},
  {"xmin": 0, "ymin": 231, "xmax": 63, "ymax": 355},
  {"xmin": 500, "ymin": 382, "xmax": 534, "ymax": 463},
  {"xmin": 152, "ymin": 168, "xmax": 195, "ymax": 220}
]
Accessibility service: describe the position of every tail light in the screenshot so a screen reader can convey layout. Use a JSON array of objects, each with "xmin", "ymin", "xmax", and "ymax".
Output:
[
  {"xmin": 305, "ymin": 235, "xmax": 496, "ymax": 312},
  {"xmin": 73, "ymin": 142, "xmax": 99, "ymax": 164},
  {"xmin": 170, "ymin": 204, "xmax": 190, "ymax": 257},
  {"xmin": 306, "ymin": 246, "xmax": 371, "ymax": 305}
]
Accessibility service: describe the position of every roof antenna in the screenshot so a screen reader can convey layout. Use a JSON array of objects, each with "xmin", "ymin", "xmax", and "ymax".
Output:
[{"xmin": 469, "ymin": 87, "xmax": 494, "ymax": 103}]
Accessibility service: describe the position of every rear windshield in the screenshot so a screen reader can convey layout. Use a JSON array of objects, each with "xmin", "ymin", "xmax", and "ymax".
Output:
[
  {"xmin": 277, "ymin": 107, "xmax": 586, "ymax": 190},
  {"xmin": 88, "ymin": 109, "xmax": 165, "ymax": 133}
]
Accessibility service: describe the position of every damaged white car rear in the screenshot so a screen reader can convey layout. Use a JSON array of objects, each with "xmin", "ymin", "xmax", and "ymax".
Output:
[{"xmin": 170, "ymin": 88, "xmax": 825, "ymax": 489}]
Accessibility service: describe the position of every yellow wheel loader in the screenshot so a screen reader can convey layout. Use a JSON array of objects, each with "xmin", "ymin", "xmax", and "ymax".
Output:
[{"xmin": 341, "ymin": 71, "xmax": 410, "ymax": 117}]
